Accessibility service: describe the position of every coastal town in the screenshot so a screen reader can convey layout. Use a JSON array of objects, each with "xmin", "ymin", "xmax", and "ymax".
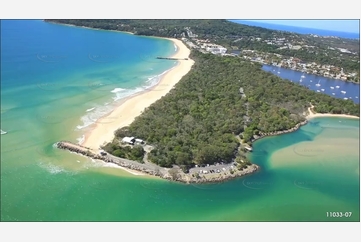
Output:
[{"xmin": 181, "ymin": 33, "xmax": 360, "ymax": 82}]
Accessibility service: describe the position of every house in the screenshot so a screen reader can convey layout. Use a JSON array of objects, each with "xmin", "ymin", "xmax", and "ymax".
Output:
[{"xmin": 122, "ymin": 136, "xmax": 135, "ymax": 145}]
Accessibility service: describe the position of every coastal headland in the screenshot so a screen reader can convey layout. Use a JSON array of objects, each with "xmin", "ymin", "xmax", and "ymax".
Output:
[{"xmin": 52, "ymin": 25, "xmax": 359, "ymax": 184}]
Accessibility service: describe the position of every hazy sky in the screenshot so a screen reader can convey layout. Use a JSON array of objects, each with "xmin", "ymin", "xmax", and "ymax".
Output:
[{"xmin": 247, "ymin": 20, "xmax": 360, "ymax": 33}]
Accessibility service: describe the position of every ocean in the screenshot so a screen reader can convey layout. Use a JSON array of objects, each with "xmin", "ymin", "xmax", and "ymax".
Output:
[
  {"xmin": 229, "ymin": 20, "xmax": 360, "ymax": 39},
  {"xmin": 1, "ymin": 20, "xmax": 360, "ymax": 221}
]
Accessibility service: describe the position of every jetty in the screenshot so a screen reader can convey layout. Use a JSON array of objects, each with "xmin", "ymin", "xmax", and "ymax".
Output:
[
  {"xmin": 55, "ymin": 141, "xmax": 259, "ymax": 184},
  {"xmin": 156, "ymin": 57, "xmax": 188, "ymax": 60}
]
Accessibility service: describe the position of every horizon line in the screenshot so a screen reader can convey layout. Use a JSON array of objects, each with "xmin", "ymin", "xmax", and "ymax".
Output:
[{"xmin": 229, "ymin": 20, "xmax": 360, "ymax": 35}]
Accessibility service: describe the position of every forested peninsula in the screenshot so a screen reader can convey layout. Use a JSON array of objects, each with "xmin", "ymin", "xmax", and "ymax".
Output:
[
  {"xmin": 106, "ymin": 50, "xmax": 359, "ymax": 172},
  {"xmin": 48, "ymin": 20, "xmax": 360, "ymax": 182}
]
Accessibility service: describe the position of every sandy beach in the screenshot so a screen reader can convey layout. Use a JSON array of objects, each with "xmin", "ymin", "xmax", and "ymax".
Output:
[
  {"xmin": 306, "ymin": 104, "xmax": 360, "ymax": 120},
  {"xmin": 82, "ymin": 38, "xmax": 194, "ymax": 151}
]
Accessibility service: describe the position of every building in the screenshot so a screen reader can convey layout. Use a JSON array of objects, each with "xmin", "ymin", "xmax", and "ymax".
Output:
[{"xmin": 122, "ymin": 136, "xmax": 135, "ymax": 145}]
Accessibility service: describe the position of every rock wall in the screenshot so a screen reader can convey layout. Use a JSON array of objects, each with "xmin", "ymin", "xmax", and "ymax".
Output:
[
  {"xmin": 56, "ymin": 141, "xmax": 260, "ymax": 184},
  {"xmin": 251, "ymin": 120, "xmax": 308, "ymax": 143}
]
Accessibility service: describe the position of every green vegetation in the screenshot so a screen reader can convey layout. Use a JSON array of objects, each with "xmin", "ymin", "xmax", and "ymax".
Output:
[
  {"xmin": 101, "ymin": 143, "xmax": 145, "ymax": 163},
  {"xmin": 109, "ymin": 51, "xmax": 358, "ymax": 170},
  {"xmin": 235, "ymin": 156, "xmax": 252, "ymax": 170}
]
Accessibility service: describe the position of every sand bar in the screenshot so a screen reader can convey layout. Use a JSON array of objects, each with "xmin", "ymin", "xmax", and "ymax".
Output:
[
  {"xmin": 82, "ymin": 38, "xmax": 194, "ymax": 150},
  {"xmin": 306, "ymin": 104, "xmax": 359, "ymax": 120}
]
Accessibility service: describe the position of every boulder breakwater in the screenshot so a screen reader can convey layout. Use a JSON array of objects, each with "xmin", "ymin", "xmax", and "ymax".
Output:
[{"xmin": 56, "ymin": 141, "xmax": 259, "ymax": 184}]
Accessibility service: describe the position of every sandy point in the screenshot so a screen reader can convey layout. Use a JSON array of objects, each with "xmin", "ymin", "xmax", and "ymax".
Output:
[
  {"xmin": 306, "ymin": 104, "xmax": 359, "ymax": 120},
  {"xmin": 82, "ymin": 38, "xmax": 194, "ymax": 151}
]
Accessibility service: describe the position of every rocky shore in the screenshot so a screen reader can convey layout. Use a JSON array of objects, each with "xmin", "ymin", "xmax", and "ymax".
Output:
[
  {"xmin": 250, "ymin": 119, "xmax": 308, "ymax": 143},
  {"xmin": 56, "ymin": 141, "xmax": 260, "ymax": 184}
]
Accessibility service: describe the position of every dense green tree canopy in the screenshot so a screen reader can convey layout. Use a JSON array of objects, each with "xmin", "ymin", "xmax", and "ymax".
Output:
[{"xmin": 108, "ymin": 51, "xmax": 359, "ymax": 170}]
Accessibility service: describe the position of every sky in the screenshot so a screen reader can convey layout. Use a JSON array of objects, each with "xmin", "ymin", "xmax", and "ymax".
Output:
[{"xmin": 245, "ymin": 20, "xmax": 360, "ymax": 34}]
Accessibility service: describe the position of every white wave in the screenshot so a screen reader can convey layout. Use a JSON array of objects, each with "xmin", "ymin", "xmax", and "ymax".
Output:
[
  {"xmin": 82, "ymin": 157, "xmax": 144, "ymax": 175},
  {"xmin": 77, "ymin": 135, "xmax": 85, "ymax": 145},
  {"xmin": 38, "ymin": 161, "xmax": 66, "ymax": 174},
  {"xmin": 76, "ymin": 104, "xmax": 114, "ymax": 130},
  {"xmin": 110, "ymin": 88, "xmax": 126, "ymax": 93},
  {"xmin": 174, "ymin": 43, "xmax": 178, "ymax": 52},
  {"xmin": 143, "ymin": 66, "xmax": 177, "ymax": 89},
  {"xmin": 112, "ymin": 87, "xmax": 144, "ymax": 101},
  {"xmin": 1, "ymin": 129, "xmax": 7, "ymax": 135},
  {"xmin": 76, "ymin": 66, "xmax": 178, "ymax": 130}
]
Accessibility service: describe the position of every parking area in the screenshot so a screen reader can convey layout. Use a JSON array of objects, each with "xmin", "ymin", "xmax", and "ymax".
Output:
[{"xmin": 189, "ymin": 162, "xmax": 238, "ymax": 174}]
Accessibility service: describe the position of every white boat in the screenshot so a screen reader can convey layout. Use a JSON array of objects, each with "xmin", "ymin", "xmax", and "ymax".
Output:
[
  {"xmin": 321, "ymin": 88, "xmax": 325, "ymax": 91},
  {"xmin": 336, "ymin": 85, "xmax": 340, "ymax": 88},
  {"xmin": 310, "ymin": 80, "xmax": 313, "ymax": 82},
  {"xmin": 277, "ymin": 71, "xmax": 280, "ymax": 74},
  {"xmin": 341, "ymin": 90, "xmax": 346, "ymax": 94},
  {"xmin": 332, "ymin": 93, "xmax": 335, "ymax": 95},
  {"xmin": 301, "ymin": 74, "xmax": 305, "ymax": 78},
  {"xmin": 316, "ymin": 90, "xmax": 320, "ymax": 92},
  {"xmin": 356, "ymin": 96, "xmax": 359, "ymax": 99},
  {"xmin": 330, "ymin": 86, "xmax": 334, "ymax": 89},
  {"xmin": 0, "ymin": 129, "xmax": 7, "ymax": 135},
  {"xmin": 315, "ymin": 80, "xmax": 321, "ymax": 87},
  {"xmin": 343, "ymin": 97, "xmax": 348, "ymax": 100}
]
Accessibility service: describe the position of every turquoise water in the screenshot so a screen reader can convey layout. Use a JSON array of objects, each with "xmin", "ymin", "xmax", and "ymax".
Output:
[{"xmin": 1, "ymin": 20, "xmax": 360, "ymax": 222}]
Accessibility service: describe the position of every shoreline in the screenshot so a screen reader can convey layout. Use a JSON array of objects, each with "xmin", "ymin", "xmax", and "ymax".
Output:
[
  {"xmin": 44, "ymin": 21, "xmax": 135, "ymax": 35},
  {"xmin": 306, "ymin": 104, "xmax": 360, "ymax": 120},
  {"xmin": 81, "ymin": 38, "xmax": 195, "ymax": 151},
  {"xmin": 249, "ymin": 103, "xmax": 359, "ymax": 145}
]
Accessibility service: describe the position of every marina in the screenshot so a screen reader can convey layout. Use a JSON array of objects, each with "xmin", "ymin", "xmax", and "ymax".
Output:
[{"xmin": 262, "ymin": 65, "xmax": 360, "ymax": 104}]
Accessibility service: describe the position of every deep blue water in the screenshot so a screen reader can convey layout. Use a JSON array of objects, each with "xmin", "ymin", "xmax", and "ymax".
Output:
[
  {"xmin": 262, "ymin": 65, "xmax": 360, "ymax": 104},
  {"xmin": 229, "ymin": 20, "xmax": 359, "ymax": 40}
]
